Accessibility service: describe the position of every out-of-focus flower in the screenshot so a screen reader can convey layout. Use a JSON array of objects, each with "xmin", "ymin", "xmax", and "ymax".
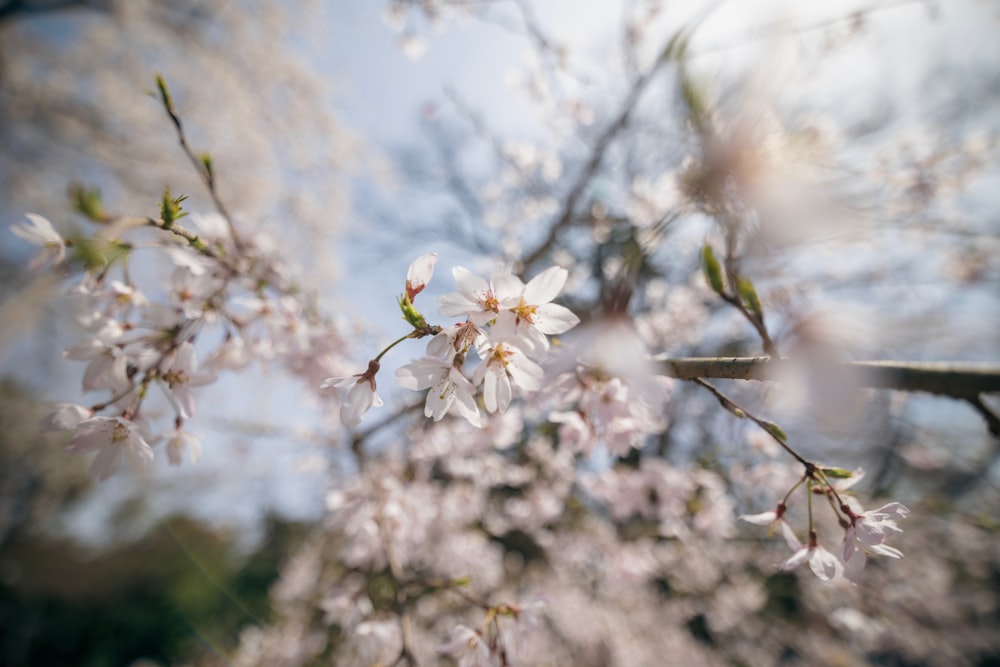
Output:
[
  {"xmin": 164, "ymin": 429, "xmax": 202, "ymax": 465},
  {"xmin": 436, "ymin": 625, "xmax": 493, "ymax": 667},
  {"xmin": 163, "ymin": 342, "xmax": 217, "ymax": 418},
  {"xmin": 11, "ymin": 213, "xmax": 66, "ymax": 269},
  {"xmin": 67, "ymin": 416, "xmax": 154, "ymax": 481},
  {"xmin": 64, "ymin": 319, "xmax": 130, "ymax": 393},
  {"xmin": 40, "ymin": 403, "xmax": 93, "ymax": 432}
]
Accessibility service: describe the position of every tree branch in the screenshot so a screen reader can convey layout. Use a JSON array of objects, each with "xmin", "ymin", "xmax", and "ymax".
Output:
[{"xmin": 657, "ymin": 357, "xmax": 1000, "ymax": 399}]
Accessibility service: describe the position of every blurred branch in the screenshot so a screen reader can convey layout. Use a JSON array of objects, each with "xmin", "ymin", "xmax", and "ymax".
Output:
[
  {"xmin": 661, "ymin": 356, "xmax": 1000, "ymax": 437},
  {"xmin": 690, "ymin": 0, "xmax": 925, "ymax": 59},
  {"xmin": 0, "ymin": 0, "xmax": 108, "ymax": 25},
  {"xmin": 518, "ymin": 44, "xmax": 674, "ymax": 272},
  {"xmin": 658, "ymin": 357, "xmax": 1000, "ymax": 397}
]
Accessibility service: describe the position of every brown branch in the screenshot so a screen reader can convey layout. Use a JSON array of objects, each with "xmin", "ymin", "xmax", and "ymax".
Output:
[
  {"xmin": 657, "ymin": 357, "xmax": 1000, "ymax": 399},
  {"xmin": 518, "ymin": 16, "xmax": 714, "ymax": 273}
]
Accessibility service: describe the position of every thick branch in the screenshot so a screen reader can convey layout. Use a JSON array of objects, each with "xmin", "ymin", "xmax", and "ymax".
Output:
[{"xmin": 658, "ymin": 357, "xmax": 1000, "ymax": 399}]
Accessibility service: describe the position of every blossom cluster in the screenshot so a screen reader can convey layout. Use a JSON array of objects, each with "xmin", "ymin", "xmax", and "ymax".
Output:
[
  {"xmin": 13, "ymin": 210, "xmax": 353, "ymax": 481},
  {"xmin": 322, "ymin": 253, "xmax": 581, "ymax": 428},
  {"xmin": 741, "ymin": 469, "xmax": 910, "ymax": 585}
]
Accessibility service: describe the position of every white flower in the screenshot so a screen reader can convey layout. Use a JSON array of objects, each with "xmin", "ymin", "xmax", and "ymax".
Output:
[
  {"xmin": 164, "ymin": 429, "xmax": 202, "ymax": 465},
  {"xmin": 67, "ymin": 416, "xmax": 154, "ymax": 481},
  {"xmin": 64, "ymin": 320, "xmax": 130, "ymax": 393},
  {"xmin": 549, "ymin": 409, "xmax": 595, "ymax": 453},
  {"xmin": 162, "ymin": 342, "xmax": 217, "ymax": 419},
  {"xmin": 739, "ymin": 501, "xmax": 790, "ymax": 533},
  {"xmin": 436, "ymin": 625, "xmax": 493, "ymax": 667},
  {"xmin": 438, "ymin": 266, "xmax": 513, "ymax": 325},
  {"xmin": 321, "ymin": 360, "xmax": 383, "ymax": 427},
  {"xmin": 473, "ymin": 341, "xmax": 543, "ymax": 413},
  {"xmin": 169, "ymin": 266, "xmax": 223, "ymax": 318},
  {"xmin": 11, "ymin": 213, "xmax": 66, "ymax": 269},
  {"xmin": 396, "ymin": 357, "xmax": 482, "ymax": 427},
  {"xmin": 840, "ymin": 499, "xmax": 908, "ymax": 583},
  {"xmin": 107, "ymin": 280, "xmax": 149, "ymax": 310},
  {"xmin": 781, "ymin": 529, "xmax": 843, "ymax": 582},
  {"xmin": 405, "ymin": 252, "xmax": 438, "ymax": 301},
  {"xmin": 40, "ymin": 403, "xmax": 93, "ymax": 432},
  {"xmin": 491, "ymin": 265, "xmax": 579, "ymax": 354},
  {"xmin": 426, "ymin": 320, "xmax": 486, "ymax": 362}
]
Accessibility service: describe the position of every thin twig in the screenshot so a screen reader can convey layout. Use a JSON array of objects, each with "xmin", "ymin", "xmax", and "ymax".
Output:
[
  {"xmin": 155, "ymin": 76, "xmax": 242, "ymax": 249},
  {"xmin": 693, "ymin": 377, "xmax": 809, "ymax": 467}
]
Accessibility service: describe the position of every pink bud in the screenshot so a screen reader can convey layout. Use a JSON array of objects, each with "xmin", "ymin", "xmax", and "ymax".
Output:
[{"xmin": 405, "ymin": 252, "xmax": 438, "ymax": 301}]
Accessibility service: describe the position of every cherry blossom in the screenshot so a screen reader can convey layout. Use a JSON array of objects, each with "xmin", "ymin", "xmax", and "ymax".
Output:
[
  {"xmin": 164, "ymin": 429, "xmax": 203, "ymax": 465},
  {"xmin": 438, "ymin": 265, "xmax": 512, "ymax": 325},
  {"xmin": 321, "ymin": 360, "xmax": 383, "ymax": 427},
  {"xmin": 491, "ymin": 265, "xmax": 580, "ymax": 353},
  {"xmin": 426, "ymin": 320, "xmax": 487, "ymax": 362},
  {"xmin": 161, "ymin": 342, "xmax": 217, "ymax": 419},
  {"xmin": 10, "ymin": 213, "xmax": 66, "ymax": 269},
  {"xmin": 840, "ymin": 498, "xmax": 909, "ymax": 583},
  {"xmin": 40, "ymin": 403, "xmax": 93, "ymax": 432},
  {"xmin": 64, "ymin": 320, "xmax": 130, "ymax": 393},
  {"xmin": 405, "ymin": 251, "xmax": 438, "ymax": 301},
  {"xmin": 66, "ymin": 416, "xmax": 154, "ymax": 481},
  {"xmin": 395, "ymin": 357, "xmax": 483, "ymax": 426},
  {"xmin": 436, "ymin": 625, "xmax": 493, "ymax": 667},
  {"xmin": 781, "ymin": 529, "xmax": 843, "ymax": 582},
  {"xmin": 473, "ymin": 340, "xmax": 543, "ymax": 413}
]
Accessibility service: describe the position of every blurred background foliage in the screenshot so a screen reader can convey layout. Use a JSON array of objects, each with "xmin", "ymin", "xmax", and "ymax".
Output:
[{"xmin": 0, "ymin": 381, "xmax": 309, "ymax": 667}]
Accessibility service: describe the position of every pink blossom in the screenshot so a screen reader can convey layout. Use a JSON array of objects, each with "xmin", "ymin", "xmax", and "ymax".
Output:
[
  {"xmin": 67, "ymin": 416, "xmax": 154, "ymax": 481},
  {"xmin": 491, "ymin": 265, "xmax": 580, "ymax": 353},
  {"xmin": 164, "ymin": 429, "xmax": 202, "ymax": 465},
  {"xmin": 40, "ymin": 403, "xmax": 93, "ymax": 432},
  {"xmin": 396, "ymin": 357, "xmax": 482, "ymax": 427},
  {"xmin": 64, "ymin": 320, "xmax": 130, "ymax": 393},
  {"xmin": 473, "ymin": 341, "xmax": 543, "ymax": 413},
  {"xmin": 321, "ymin": 360, "xmax": 383, "ymax": 427},
  {"xmin": 427, "ymin": 320, "xmax": 486, "ymax": 361},
  {"xmin": 840, "ymin": 498, "xmax": 908, "ymax": 583},
  {"xmin": 405, "ymin": 252, "xmax": 438, "ymax": 301},
  {"xmin": 11, "ymin": 213, "xmax": 66, "ymax": 269},
  {"xmin": 162, "ymin": 342, "xmax": 217, "ymax": 418},
  {"xmin": 436, "ymin": 625, "xmax": 493, "ymax": 667},
  {"xmin": 438, "ymin": 265, "xmax": 512, "ymax": 325},
  {"xmin": 781, "ymin": 529, "xmax": 843, "ymax": 582}
]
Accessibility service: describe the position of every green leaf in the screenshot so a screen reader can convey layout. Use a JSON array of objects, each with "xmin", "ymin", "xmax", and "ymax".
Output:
[
  {"xmin": 737, "ymin": 277, "xmax": 763, "ymax": 318},
  {"xmin": 69, "ymin": 184, "xmax": 108, "ymax": 223},
  {"xmin": 200, "ymin": 153, "xmax": 214, "ymax": 180},
  {"xmin": 155, "ymin": 74, "xmax": 175, "ymax": 114},
  {"xmin": 159, "ymin": 186, "xmax": 189, "ymax": 227},
  {"xmin": 762, "ymin": 420, "xmax": 787, "ymax": 443},
  {"xmin": 679, "ymin": 68, "xmax": 707, "ymax": 125},
  {"xmin": 820, "ymin": 467, "xmax": 855, "ymax": 480},
  {"xmin": 701, "ymin": 244, "xmax": 725, "ymax": 295}
]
